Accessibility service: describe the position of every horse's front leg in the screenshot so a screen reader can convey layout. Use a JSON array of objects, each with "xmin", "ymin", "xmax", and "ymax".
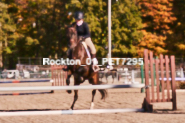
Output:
[
  {"xmin": 66, "ymin": 73, "xmax": 72, "ymax": 94},
  {"xmin": 70, "ymin": 90, "xmax": 78, "ymax": 110},
  {"xmin": 70, "ymin": 77, "xmax": 80, "ymax": 110}
]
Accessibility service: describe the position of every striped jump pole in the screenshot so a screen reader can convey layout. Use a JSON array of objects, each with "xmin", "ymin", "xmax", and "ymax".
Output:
[
  {"xmin": 0, "ymin": 79, "xmax": 54, "ymax": 95},
  {"xmin": 0, "ymin": 108, "xmax": 144, "ymax": 116},
  {"xmin": 0, "ymin": 79, "xmax": 52, "ymax": 84},
  {"xmin": 0, "ymin": 91, "xmax": 52, "ymax": 96}
]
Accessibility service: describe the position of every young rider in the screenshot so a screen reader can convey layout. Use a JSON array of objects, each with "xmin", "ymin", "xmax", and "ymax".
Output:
[{"xmin": 71, "ymin": 11, "xmax": 99, "ymax": 71}]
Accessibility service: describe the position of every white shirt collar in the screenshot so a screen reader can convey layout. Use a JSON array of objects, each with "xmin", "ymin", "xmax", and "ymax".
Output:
[{"xmin": 76, "ymin": 20, "xmax": 83, "ymax": 26}]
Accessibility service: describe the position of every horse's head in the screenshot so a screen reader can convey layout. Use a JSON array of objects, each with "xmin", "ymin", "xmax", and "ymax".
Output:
[{"xmin": 66, "ymin": 26, "xmax": 78, "ymax": 48}]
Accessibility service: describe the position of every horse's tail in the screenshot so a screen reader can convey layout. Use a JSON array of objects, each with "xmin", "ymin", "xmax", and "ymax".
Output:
[{"xmin": 98, "ymin": 89, "xmax": 107, "ymax": 100}]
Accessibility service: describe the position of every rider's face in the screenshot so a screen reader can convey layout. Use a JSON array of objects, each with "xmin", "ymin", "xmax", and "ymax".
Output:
[
  {"xmin": 75, "ymin": 19, "xmax": 82, "ymax": 22},
  {"xmin": 70, "ymin": 39, "xmax": 74, "ymax": 44}
]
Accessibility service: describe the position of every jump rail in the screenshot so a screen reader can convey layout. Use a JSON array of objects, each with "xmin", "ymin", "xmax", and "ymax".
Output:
[
  {"xmin": 0, "ymin": 91, "xmax": 53, "ymax": 96},
  {"xmin": 0, "ymin": 84, "xmax": 145, "ymax": 116},
  {"xmin": 0, "ymin": 84, "xmax": 145, "ymax": 91},
  {"xmin": 0, "ymin": 79, "xmax": 52, "ymax": 83},
  {"xmin": 0, "ymin": 108, "xmax": 144, "ymax": 116}
]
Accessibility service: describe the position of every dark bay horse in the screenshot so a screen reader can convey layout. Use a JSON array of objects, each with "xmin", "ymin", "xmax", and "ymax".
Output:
[{"xmin": 66, "ymin": 26, "xmax": 107, "ymax": 110}]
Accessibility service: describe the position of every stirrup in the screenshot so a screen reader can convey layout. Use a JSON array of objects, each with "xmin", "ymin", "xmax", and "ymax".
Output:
[
  {"xmin": 92, "ymin": 65, "xmax": 100, "ymax": 72},
  {"xmin": 107, "ymin": 65, "xmax": 113, "ymax": 70}
]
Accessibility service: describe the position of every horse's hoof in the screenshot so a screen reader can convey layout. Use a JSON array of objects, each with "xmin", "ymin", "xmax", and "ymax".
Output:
[
  {"xmin": 90, "ymin": 102, "xmax": 94, "ymax": 109},
  {"xmin": 66, "ymin": 90, "xmax": 72, "ymax": 94},
  {"xmin": 66, "ymin": 79, "xmax": 70, "ymax": 85},
  {"xmin": 70, "ymin": 106, "xmax": 74, "ymax": 110}
]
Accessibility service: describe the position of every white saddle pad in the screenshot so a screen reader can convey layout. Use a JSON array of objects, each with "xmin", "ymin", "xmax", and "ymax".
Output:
[{"xmin": 81, "ymin": 42, "xmax": 91, "ymax": 58}]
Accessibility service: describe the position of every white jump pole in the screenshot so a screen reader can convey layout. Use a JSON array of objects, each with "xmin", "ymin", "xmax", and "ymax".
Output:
[
  {"xmin": 0, "ymin": 84, "xmax": 145, "ymax": 92},
  {"xmin": 0, "ymin": 108, "xmax": 144, "ymax": 116},
  {"xmin": 108, "ymin": 0, "xmax": 113, "ymax": 69}
]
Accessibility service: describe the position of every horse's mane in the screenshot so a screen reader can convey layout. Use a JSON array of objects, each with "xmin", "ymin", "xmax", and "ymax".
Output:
[
  {"xmin": 66, "ymin": 26, "xmax": 78, "ymax": 49},
  {"xmin": 67, "ymin": 26, "xmax": 88, "ymax": 64}
]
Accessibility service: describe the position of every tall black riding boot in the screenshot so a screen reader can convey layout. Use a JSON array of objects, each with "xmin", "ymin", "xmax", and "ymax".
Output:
[{"xmin": 91, "ymin": 54, "xmax": 99, "ymax": 72}]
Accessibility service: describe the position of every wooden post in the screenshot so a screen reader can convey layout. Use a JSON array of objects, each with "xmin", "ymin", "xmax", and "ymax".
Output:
[
  {"xmin": 149, "ymin": 52, "xmax": 155, "ymax": 102},
  {"xmin": 165, "ymin": 55, "xmax": 170, "ymax": 102},
  {"xmin": 170, "ymin": 56, "xmax": 177, "ymax": 110},
  {"xmin": 155, "ymin": 59, "xmax": 160, "ymax": 102},
  {"xmin": 142, "ymin": 49, "xmax": 153, "ymax": 112},
  {"xmin": 160, "ymin": 54, "xmax": 165, "ymax": 102}
]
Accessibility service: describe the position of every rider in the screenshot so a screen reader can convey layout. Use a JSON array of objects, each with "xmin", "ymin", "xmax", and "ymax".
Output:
[{"xmin": 71, "ymin": 11, "xmax": 99, "ymax": 71}]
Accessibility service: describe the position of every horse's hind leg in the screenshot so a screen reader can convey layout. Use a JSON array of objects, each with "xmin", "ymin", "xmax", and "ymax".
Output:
[
  {"xmin": 91, "ymin": 89, "xmax": 96, "ymax": 109},
  {"xmin": 89, "ymin": 76, "xmax": 97, "ymax": 109},
  {"xmin": 89, "ymin": 73, "xmax": 107, "ymax": 109}
]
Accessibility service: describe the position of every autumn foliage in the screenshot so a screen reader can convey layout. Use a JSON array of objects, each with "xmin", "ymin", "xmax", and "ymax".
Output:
[{"xmin": 0, "ymin": 0, "xmax": 185, "ymax": 68}]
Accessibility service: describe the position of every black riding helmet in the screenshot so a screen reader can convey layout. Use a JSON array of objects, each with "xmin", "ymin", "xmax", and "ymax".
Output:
[{"xmin": 74, "ymin": 11, "xmax": 84, "ymax": 20}]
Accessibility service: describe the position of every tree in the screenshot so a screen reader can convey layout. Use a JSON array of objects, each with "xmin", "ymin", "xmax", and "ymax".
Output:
[
  {"xmin": 0, "ymin": 2, "xmax": 17, "ymax": 69},
  {"xmin": 166, "ymin": 0, "xmax": 185, "ymax": 57},
  {"xmin": 137, "ymin": 0, "xmax": 176, "ymax": 56},
  {"xmin": 6, "ymin": 0, "xmax": 70, "ymax": 58},
  {"xmin": 1, "ymin": 0, "xmax": 144, "ymax": 68}
]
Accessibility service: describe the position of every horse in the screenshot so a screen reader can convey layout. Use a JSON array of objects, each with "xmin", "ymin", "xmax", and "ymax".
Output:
[
  {"xmin": 99, "ymin": 65, "xmax": 117, "ymax": 83},
  {"xmin": 104, "ymin": 68, "xmax": 117, "ymax": 83},
  {"xmin": 65, "ymin": 26, "xmax": 107, "ymax": 110}
]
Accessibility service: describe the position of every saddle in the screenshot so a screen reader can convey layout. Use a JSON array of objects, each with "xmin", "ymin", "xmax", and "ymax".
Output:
[
  {"xmin": 69, "ymin": 37, "xmax": 91, "ymax": 59},
  {"xmin": 67, "ymin": 37, "xmax": 99, "ymax": 72}
]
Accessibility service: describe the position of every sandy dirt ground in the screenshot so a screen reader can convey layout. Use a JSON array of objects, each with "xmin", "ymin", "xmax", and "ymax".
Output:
[{"xmin": 0, "ymin": 78, "xmax": 184, "ymax": 123}]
